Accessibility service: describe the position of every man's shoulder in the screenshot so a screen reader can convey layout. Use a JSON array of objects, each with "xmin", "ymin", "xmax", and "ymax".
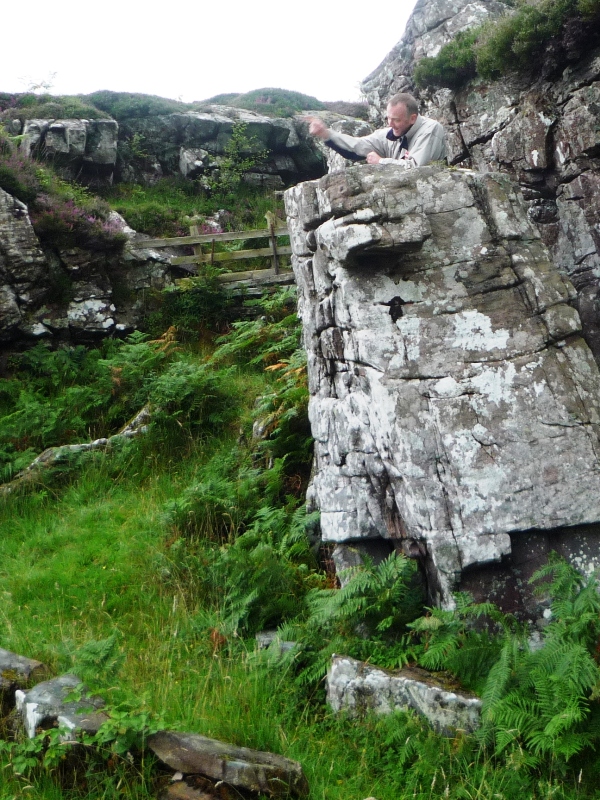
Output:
[{"xmin": 417, "ymin": 115, "xmax": 444, "ymax": 133}]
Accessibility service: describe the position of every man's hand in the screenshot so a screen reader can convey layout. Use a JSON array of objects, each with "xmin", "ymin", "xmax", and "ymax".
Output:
[
  {"xmin": 303, "ymin": 116, "xmax": 329, "ymax": 140},
  {"xmin": 366, "ymin": 151, "xmax": 382, "ymax": 164}
]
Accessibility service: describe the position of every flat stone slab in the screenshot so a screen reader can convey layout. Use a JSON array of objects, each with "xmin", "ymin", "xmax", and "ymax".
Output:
[
  {"xmin": 327, "ymin": 656, "xmax": 481, "ymax": 734},
  {"xmin": 0, "ymin": 648, "xmax": 46, "ymax": 692},
  {"xmin": 15, "ymin": 674, "xmax": 105, "ymax": 738},
  {"xmin": 148, "ymin": 731, "xmax": 309, "ymax": 797}
]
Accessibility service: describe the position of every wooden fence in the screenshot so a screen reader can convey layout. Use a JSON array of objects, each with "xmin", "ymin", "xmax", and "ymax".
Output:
[{"xmin": 130, "ymin": 211, "xmax": 294, "ymax": 292}]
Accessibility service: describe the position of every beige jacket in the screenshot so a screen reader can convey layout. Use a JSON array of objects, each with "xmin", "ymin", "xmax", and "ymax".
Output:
[{"xmin": 324, "ymin": 114, "xmax": 447, "ymax": 168}]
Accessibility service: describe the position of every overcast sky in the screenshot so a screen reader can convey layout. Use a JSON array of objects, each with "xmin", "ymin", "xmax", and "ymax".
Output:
[{"xmin": 3, "ymin": 0, "xmax": 416, "ymax": 103}]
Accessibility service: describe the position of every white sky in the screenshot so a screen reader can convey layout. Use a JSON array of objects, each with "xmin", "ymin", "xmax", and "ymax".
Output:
[{"xmin": 2, "ymin": 0, "xmax": 416, "ymax": 104}]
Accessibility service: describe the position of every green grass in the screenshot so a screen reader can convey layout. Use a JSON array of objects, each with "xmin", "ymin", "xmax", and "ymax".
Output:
[
  {"xmin": 104, "ymin": 178, "xmax": 285, "ymax": 238},
  {"xmin": 2, "ymin": 363, "xmax": 600, "ymax": 799}
]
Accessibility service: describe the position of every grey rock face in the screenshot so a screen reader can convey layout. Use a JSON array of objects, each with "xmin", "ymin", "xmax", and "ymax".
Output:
[
  {"xmin": 361, "ymin": 0, "xmax": 511, "ymax": 120},
  {"xmin": 285, "ymin": 165, "xmax": 600, "ymax": 608},
  {"xmin": 19, "ymin": 119, "xmax": 118, "ymax": 184},
  {"xmin": 0, "ymin": 188, "xmax": 49, "ymax": 341},
  {"xmin": 327, "ymin": 656, "xmax": 481, "ymax": 733},
  {"xmin": 148, "ymin": 731, "xmax": 309, "ymax": 797}
]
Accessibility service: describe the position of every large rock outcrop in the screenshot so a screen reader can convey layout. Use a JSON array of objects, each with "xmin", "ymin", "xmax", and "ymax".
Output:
[
  {"xmin": 5, "ymin": 108, "xmax": 328, "ymax": 189},
  {"xmin": 285, "ymin": 164, "xmax": 600, "ymax": 613},
  {"xmin": 4, "ymin": 118, "xmax": 120, "ymax": 185},
  {"xmin": 117, "ymin": 107, "xmax": 326, "ymax": 187},
  {"xmin": 359, "ymin": 0, "xmax": 600, "ymax": 365}
]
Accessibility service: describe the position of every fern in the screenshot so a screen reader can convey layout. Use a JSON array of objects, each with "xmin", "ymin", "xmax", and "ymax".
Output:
[{"xmin": 409, "ymin": 556, "xmax": 600, "ymax": 770}]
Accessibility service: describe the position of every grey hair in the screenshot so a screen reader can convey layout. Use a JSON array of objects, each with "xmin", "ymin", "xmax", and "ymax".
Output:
[{"xmin": 388, "ymin": 93, "xmax": 419, "ymax": 116}]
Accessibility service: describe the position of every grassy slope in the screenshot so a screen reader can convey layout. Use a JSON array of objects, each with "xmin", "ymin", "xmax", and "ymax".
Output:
[{"xmin": 0, "ymin": 353, "xmax": 594, "ymax": 800}]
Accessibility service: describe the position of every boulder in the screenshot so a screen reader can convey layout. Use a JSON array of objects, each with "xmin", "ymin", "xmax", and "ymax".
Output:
[
  {"xmin": 148, "ymin": 731, "xmax": 308, "ymax": 797},
  {"xmin": 327, "ymin": 656, "xmax": 481, "ymax": 734},
  {"xmin": 117, "ymin": 107, "xmax": 326, "ymax": 187},
  {"xmin": 15, "ymin": 674, "xmax": 106, "ymax": 738},
  {"xmin": 0, "ymin": 649, "xmax": 47, "ymax": 714},
  {"xmin": 285, "ymin": 164, "xmax": 600, "ymax": 612}
]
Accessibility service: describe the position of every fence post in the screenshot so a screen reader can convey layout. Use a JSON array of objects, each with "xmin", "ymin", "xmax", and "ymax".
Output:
[
  {"xmin": 190, "ymin": 224, "xmax": 202, "ymax": 271},
  {"xmin": 265, "ymin": 211, "xmax": 280, "ymax": 276}
]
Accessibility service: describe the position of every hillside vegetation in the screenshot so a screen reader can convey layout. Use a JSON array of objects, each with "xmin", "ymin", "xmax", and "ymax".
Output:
[
  {"xmin": 2, "ymin": 142, "xmax": 600, "ymax": 800},
  {"xmin": 414, "ymin": 0, "xmax": 600, "ymax": 89},
  {"xmin": 0, "ymin": 87, "xmax": 367, "ymax": 125}
]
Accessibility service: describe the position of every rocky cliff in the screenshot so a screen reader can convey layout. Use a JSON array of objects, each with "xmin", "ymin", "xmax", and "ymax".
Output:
[
  {"xmin": 360, "ymin": 0, "xmax": 600, "ymax": 364},
  {"xmin": 285, "ymin": 164, "xmax": 600, "ymax": 613}
]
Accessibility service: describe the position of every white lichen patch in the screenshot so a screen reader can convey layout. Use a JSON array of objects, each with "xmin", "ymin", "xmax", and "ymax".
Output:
[
  {"xmin": 450, "ymin": 310, "xmax": 509, "ymax": 351},
  {"xmin": 431, "ymin": 376, "xmax": 463, "ymax": 398},
  {"xmin": 470, "ymin": 362, "xmax": 517, "ymax": 404}
]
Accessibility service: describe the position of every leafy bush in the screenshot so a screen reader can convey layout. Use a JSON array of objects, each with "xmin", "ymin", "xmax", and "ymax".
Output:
[
  {"xmin": 31, "ymin": 196, "xmax": 127, "ymax": 252},
  {"xmin": 275, "ymin": 552, "xmax": 424, "ymax": 686},
  {"xmin": 206, "ymin": 122, "xmax": 269, "ymax": 194},
  {"xmin": 414, "ymin": 29, "xmax": 479, "ymax": 89},
  {"xmin": 0, "ymin": 93, "xmax": 105, "ymax": 122}
]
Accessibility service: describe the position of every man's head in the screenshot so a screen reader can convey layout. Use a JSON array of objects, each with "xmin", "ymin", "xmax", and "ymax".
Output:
[{"xmin": 386, "ymin": 93, "xmax": 419, "ymax": 137}]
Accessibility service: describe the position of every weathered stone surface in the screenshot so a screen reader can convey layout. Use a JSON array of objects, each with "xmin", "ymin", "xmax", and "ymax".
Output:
[
  {"xmin": 327, "ymin": 656, "xmax": 481, "ymax": 733},
  {"xmin": 285, "ymin": 165, "xmax": 600, "ymax": 609},
  {"xmin": 15, "ymin": 674, "xmax": 105, "ymax": 738},
  {"xmin": 148, "ymin": 731, "xmax": 308, "ymax": 797},
  {"xmin": 0, "ymin": 187, "xmax": 49, "ymax": 340},
  {"xmin": 0, "ymin": 648, "xmax": 46, "ymax": 695},
  {"xmin": 20, "ymin": 119, "xmax": 118, "ymax": 183}
]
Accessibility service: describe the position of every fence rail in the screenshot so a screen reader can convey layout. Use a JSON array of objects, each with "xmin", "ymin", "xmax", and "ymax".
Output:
[{"xmin": 129, "ymin": 212, "xmax": 293, "ymax": 288}]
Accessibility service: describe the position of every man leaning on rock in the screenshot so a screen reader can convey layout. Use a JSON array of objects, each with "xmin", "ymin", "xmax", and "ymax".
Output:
[{"xmin": 306, "ymin": 93, "xmax": 446, "ymax": 168}]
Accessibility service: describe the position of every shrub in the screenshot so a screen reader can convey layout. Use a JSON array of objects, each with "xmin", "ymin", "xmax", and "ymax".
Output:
[
  {"xmin": 0, "ymin": 145, "xmax": 127, "ymax": 252},
  {"xmin": 414, "ymin": 0, "xmax": 600, "ymax": 89},
  {"xmin": 414, "ymin": 29, "xmax": 479, "ymax": 89},
  {"xmin": 30, "ymin": 196, "xmax": 127, "ymax": 252},
  {"xmin": 0, "ymin": 93, "xmax": 105, "ymax": 122}
]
